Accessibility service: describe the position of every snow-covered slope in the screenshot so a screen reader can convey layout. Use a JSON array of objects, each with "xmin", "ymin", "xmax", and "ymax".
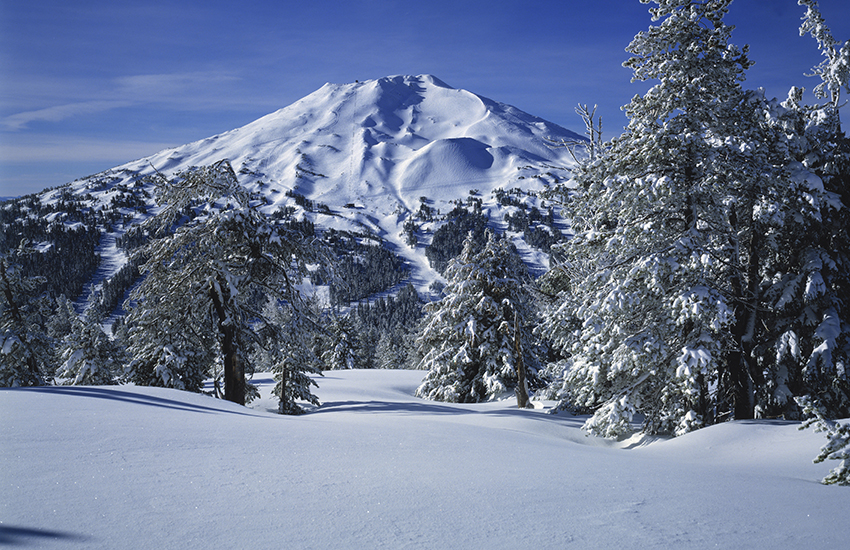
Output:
[
  {"xmin": 2, "ymin": 370, "xmax": 847, "ymax": 549},
  {"xmin": 41, "ymin": 75, "xmax": 579, "ymax": 298},
  {"xmin": 126, "ymin": 74, "xmax": 577, "ymax": 211}
]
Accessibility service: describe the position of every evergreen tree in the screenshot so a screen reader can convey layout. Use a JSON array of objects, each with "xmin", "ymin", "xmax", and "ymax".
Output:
[
  {"xmin": 538, "ymin": 0, "xmax": 847, "ymax": 436},
  {"xmin": 47, "ymin": 295, "xmax": 79, "ymax": 344},
  {"xmin": 253, "ymin": 300, "xmax": 321, "ymax": 415},
  {"xmin": 415, "ymin": 231, "xmax": 540, "ymax": 403},
  {"xmin": 56, "ymin": 314, "xmax": 121, "ymax": 386},
  {"xmin": 124, "ymin": 276, "xmax": 217, "ymax": 392},
  {"xmin": 798, "ymin": 0, "xmax": 850, "ymax": 111},
  {"xmin": 0, "ymin": 249, "xmax": 53, "ymax": 387},
  {"xmin": 752, "ymin": 88, "xmax": 850, "ymax": 419},
  {"xmin": 754, "ymin": 1, "xmax": 850, "ymax": 419},
  {"xmin": 797, "ymin": 395, "xmax": 850, "ymax": 485},
  {"xmin": 541, "ymin": 0, "xmax": 749, "ymax": 436},
  {"xmin": 358, "ymin": 325, "xmax": 380, "ymax": 369},
  {"xmin": 375, "ymin": 328, "xmax": 415, "ymax": 369},
  {"xmin": 124, "ymin": 161, "xmax": 318, "ymax": 404},
  {"xmin": 318, "ymin": 313, "xmax": 362, "ymax": 370},
  {"xmin": 425, "ymin": 209, "xmax": 489, "ymax": 274}
]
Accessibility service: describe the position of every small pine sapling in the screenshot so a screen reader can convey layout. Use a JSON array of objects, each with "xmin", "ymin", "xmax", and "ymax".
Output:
[{"xmin": 796, "ymin": 395, "xmax": 850, "ymax": 485}]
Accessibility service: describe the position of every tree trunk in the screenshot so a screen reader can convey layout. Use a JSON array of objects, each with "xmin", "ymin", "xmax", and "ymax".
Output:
[
  {"xmin": 729, "ymin": 287, "xmax": 752, "ymax": 419},
  {"xmin": 728, "ymin": 200, "xmax": 758, "ymax": 420},
  {"xmin": 514, "ymin": 312, "xmax": 530, "ymax": 409},
  {"xmin": 221, "ymin": 324, "xmax": 244, "ymax": 406},
  {"xmin": 210, "ymin": 279, "xmax": 244, "ymax": 405},
  {"xmin": 279, "ymin": 363, "xmax": 288, "ymax": 414}
]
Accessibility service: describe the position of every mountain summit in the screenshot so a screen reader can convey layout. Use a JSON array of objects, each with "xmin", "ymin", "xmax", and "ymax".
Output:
[{"xmin": 120, "ymin": 74, "xmax": 580, "ymax": 213}]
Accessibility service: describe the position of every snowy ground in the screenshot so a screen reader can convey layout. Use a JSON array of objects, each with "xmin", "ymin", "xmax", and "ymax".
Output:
[{"xmin": 2, "ymin": 370, "xmax": 848, "ymax": 549}]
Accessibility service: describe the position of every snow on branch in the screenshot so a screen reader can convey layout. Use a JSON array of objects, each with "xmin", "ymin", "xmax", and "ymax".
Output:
[
  {"xmin": 798, "ymin": 0, "xmax": 850, "ymax": 108},
  {"xmin": 796, "ymin": 395, "xmax": 850, "ymax": 486}
]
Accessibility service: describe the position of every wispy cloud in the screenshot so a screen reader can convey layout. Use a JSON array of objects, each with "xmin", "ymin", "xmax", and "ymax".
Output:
[
  {"xmin": 2, "ymin": 71, "xmax": 246, "ymax": 131},
  {"xmin": 3, "ymin": 100, "xmax": 132, "ymax": 130},
  {"xmin": 0, "ymin": 134, "xmax": 176, "ymax": 163},
  {"xmin": 114, "ymin": 71, "xmax": 241, "ymax": 101}
]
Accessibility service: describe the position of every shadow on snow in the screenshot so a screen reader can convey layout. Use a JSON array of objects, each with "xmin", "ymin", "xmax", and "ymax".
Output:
[
  {"xmin": 3, "ymin": 386, "xmax": 265, "ymax": 417},
  {"xmin": 313, "ymin": 398, "xmax": 588, "ymax": 427},
  {"xmin": 0, "ymin": 525, "xmax": 91, "ymax": 546}
]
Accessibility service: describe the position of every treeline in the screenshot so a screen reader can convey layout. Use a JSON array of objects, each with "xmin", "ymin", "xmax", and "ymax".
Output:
[
  {"xmin": 425, "ymin": 207, "xmax": 489, "ymax": 274},
  {"xmin": 88, "ymin": 257, "xmax": 144, "ymax": 320},
  {"xmin": 503, "ymin": 201, "xmax": 563, "ymax": 252},
  {"xmin": 0, "ymin": 194, "xmax": 101, "ymax": 300}
]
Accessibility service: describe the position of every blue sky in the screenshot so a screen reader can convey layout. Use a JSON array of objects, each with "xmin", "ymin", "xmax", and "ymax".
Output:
[{"xmin": 1, "ymin": 0, "xmax": 849, "ymax": 197}]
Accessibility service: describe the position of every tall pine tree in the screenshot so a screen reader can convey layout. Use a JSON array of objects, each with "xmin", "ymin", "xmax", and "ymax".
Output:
[
  {"xmin": 0, "ymin": 248, "xmax": 53, "ymax": 387},
  {"xmin": 415, "ymin": 231, "xmax": 539, "ymax": 403},
  {"xmin": 253, "ymin": 300, "xmax": 321, "ymax": 415},
  {"xmin": 124, "ymin": 161, "xmax": 319, "ymax": 404},
  {"xmin": 56, "ymin": 313, "xmax": 121, "ymax": 386},
  {"xmin": 756, "ymin": 1, "xmax": 850, "ymax": 419},
  {"xmin": 539, "ymin": 0, "xmax": 848, "ymax": 436}
]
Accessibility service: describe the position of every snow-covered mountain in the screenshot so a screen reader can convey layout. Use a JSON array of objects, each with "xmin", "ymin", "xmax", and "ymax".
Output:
[
  {"xmin": 128, "ymin": 74, "xmax": 579, "ymax": 208},
  {"xmin": 26, "ymin": 75, "xmax": 581, "ymax": 304}
]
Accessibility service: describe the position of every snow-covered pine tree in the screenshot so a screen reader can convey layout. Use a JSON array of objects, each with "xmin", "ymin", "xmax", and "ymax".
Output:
[
  {"xmin": 56, "ymin": 313, "xmax": 121, "ymax": 386},
  {"xmin": 318, "ymin": 313, "xmax": 362, "ymax": 370},
  {"xmin": 47, "ymin": 295, "xmax": 79, "ymax": 344},
  {"xmin": 0, "ymin": 248, "xmax": 53, "ymax": 387},
  {"xmin": 253, "ymin": 299, "xmax": 320, "ymax": 415},
  {"xmin": 753, "ymin": 2, "xmax": 850, "ymax": 419},
  {"xmin": 375, "ymin": 328, "xmax": 413, "ymax": 369},
  {"xmin": 124, "ymin": 160, "xmax": 318, "ymax": 404},
  {"xmin": 124, "ymin": 283, "xmax": 216, "ymax": 393},
  {"xmin": 744, "ymin": 90, "xmax": 850, "ymax": 420},
  {"xmin": 357, "ymin": 324, "xmax": 380, "ymax": 369},
  {"xmin": 414, "ymin": 230, "xmax": 539, "ymax": 403},
  {"xmin": 798, "ymin": 0, "xmax": 850, "ymax": 111},
  {"xmin": 538, "ymin": 0, "xmax": 815, "ymax": 436},
  {"xmin": 796, "ymin": 395, "xmax": 850, "ymax": 485}
]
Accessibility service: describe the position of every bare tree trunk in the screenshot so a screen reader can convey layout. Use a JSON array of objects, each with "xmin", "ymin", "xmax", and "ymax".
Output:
[
  {"xmin": 221, "ymin": 324, "xmax": 244, "ymax": 406},
  {"xmin": 728, "ymin": 200, "xmax": 758, "ymax": 420},
  {"xmin": 514, "ymin": 312, "xmax": 530, "ymax": 409},
  {"xmin": 279, "ymin": 364, "xmax": 288, "ymax": 414}
]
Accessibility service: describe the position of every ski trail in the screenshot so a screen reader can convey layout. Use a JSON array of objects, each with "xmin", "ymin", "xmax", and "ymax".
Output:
[{"xmin": 75, "ymin": 230, "xmax": 128, "ymax": 318}]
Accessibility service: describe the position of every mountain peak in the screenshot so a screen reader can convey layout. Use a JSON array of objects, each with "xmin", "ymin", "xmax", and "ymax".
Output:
[
  {"xmin": 375, "ymin": 74, "xmax": 452, "ymax": 89},
  {"xmin": 61, "ymin": 76, "xmax": 580, "ymax": 293},
  {"xmin": 119, "ymin": 75, "xmax": 580, "ymax": 208},
  {"xmin": 330, "ymin": 74, "xmax": 452, "ymax": 90}
]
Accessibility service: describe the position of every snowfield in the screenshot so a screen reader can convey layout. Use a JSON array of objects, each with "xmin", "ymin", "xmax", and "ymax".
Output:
[{"xmin": 2, "ymin": 370, "xmax": 848, "ymax": 549}]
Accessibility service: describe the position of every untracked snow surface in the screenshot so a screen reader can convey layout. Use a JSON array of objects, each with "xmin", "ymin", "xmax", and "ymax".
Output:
[{"xmin": 2, "ymin": 370, "xmax": 848, "ymax": 549}]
